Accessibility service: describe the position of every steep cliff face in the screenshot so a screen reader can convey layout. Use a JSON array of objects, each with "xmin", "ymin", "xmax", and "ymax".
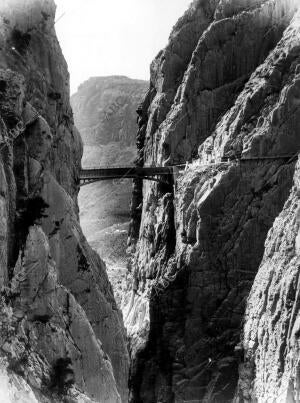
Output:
[
  {"xmin": 72, "ymin": 77, "xmax": 147, "ymax": 307},
  {"xmin": 0, "ymin": 1, "xmax": 128, "ymax": 402},
  {"xmin": 71, "ymin": 76, "xmax": 148, "ymax": 167},
  {"xmin": 127, "ymin": 1, "xmax": 300, "ymax": 402},
  {"xmin": 236, "ymin": 12, "xmax": 300, "ymax": 397}
]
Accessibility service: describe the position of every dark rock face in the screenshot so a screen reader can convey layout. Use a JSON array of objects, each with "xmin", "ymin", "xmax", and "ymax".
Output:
[
  {"xmin": 126, "ymin": 1, "xmax": 300, "ymax": 402},
  {"xmin": 237, "ymin": 164, "xmax": 300, "ymax": 402},
  {"xmin": 0, "ymin": 1, "xmax": 128, "ymax": 401}
]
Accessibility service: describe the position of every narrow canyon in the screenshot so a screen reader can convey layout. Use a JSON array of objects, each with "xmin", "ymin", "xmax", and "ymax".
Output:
[
  {"xmin": 72, "ymin": 76, "xmax": 147, "ymax": 306},
  {"xmin": 1, "ymin": 1, "xmax": 300, "ymax": 403}
]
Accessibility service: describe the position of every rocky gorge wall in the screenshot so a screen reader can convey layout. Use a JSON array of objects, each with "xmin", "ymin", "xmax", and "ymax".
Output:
[
  {"xmin": 0, "ymin": 1, "xmax": 128, "ymax": 402},
  {"xmin": 237, "ymin": 159, "xmax": 300, "ymax": 402},
  {"xmin": 126, "ymin": 0, "xmax": 300, "ymax": 402}
]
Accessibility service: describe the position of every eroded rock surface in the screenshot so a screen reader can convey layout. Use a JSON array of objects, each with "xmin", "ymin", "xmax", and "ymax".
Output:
[
  {"xmin": 0, "ymin": 1, "xmax": 128, "ymax": 401},
  {"xmin": 126, "ymin": 1, "xmax": 300, "ymax": 402},
  {"xmin": 235, "ymin": 12, "xmax": 300, "ymax": 395}
]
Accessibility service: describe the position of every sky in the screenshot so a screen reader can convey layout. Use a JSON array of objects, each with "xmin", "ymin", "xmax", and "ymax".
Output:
[{"xmin": 54, "ymin": 0, "xmax": 192, "ymax": 94}]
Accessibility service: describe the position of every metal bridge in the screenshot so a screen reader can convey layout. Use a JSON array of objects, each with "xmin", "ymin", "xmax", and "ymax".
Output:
[
  {"xmin": 79, "ymin": 155, "xmax": 297, "ymax": 186},
  {"xmin": 80, "ymin": 166, "xmax": 181, "ymax": 186}
]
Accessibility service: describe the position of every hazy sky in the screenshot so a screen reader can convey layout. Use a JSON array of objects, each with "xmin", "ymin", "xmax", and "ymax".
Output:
[{"xmin": 54, "ymin": 0, "xmax": 192, "ymax": 94}]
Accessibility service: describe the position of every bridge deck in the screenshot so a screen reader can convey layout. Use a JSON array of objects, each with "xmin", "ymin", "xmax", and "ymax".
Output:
[{"xmin": 80, "ymin": 166, "xmax": 176, "ymax": 181}]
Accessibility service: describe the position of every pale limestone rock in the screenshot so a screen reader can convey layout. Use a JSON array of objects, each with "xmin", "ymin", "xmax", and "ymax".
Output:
[
  {"xmin": 0, "ymin": 359, "xmax": 39, "ymax": 403},
  {"xmin": 10, "ymin": 225, "xmax": 121, "ymax": 403}
]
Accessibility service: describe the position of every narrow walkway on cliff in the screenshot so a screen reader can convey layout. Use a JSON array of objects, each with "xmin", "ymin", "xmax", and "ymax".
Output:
[{"xmin": 79, "ymin": 154, "xmax": 298, "ymax": 186}]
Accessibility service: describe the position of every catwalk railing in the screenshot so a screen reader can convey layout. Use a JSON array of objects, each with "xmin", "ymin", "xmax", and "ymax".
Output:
[{"xmin": 79, "ymin": 154, "xmax": 298, "ymax": 186}]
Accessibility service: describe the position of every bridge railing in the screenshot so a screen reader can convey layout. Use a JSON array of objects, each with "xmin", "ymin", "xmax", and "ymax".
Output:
[{"xmin": 80, "ymin": 154, "xmax": 298, "ymax": 184}]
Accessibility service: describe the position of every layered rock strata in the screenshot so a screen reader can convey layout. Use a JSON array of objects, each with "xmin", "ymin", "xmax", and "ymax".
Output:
[
  {"xmin": 0, "ymin": 1, "xmax": 128, "ymax": 401},
  {"xmin": 127, "ymin": 1, "xmax": 300, "ymax": 402}
]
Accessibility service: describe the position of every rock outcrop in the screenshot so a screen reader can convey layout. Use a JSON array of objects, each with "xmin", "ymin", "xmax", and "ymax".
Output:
[
  {"xmin": 0, "ymin": 1, "xmax": 128, "ymax": 401},
  {"xmin": 126, "ymin": 1, "xmax": 300, "ymax": 402},
  {"xmin": 71, "ymin": 76, "xmax": 148, "ymax": 166}
]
